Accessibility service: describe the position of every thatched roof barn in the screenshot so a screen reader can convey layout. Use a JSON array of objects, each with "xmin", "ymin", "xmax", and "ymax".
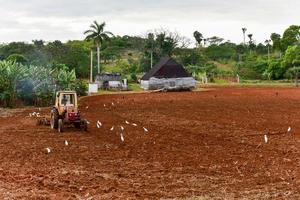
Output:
[{"xmin": 141, "ymin": 57, "xmax": 196, "ymax": 90}]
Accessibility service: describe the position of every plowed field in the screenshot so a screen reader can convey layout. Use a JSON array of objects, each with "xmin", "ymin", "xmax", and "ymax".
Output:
[{"xmin": 1, "ymin": 87, "xmax": 300, "ymax": 199}]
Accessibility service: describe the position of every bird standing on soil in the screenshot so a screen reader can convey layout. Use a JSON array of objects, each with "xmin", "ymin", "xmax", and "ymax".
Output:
[
  {"xmin": 125, "ymin": 121, "xmax": 130, "ymax": 125},
  {"xmin": 264, "ymin": 135, "xmax": 268, "ymax": 144},
  {"xmin": 65, "ymin": 140, "xmax": 69, "ymax": 146},
  {"xmin": 46, "ymin": 148, "xmax": 51, "ymax": 154},
  {"xmin": 288, "ymin": 127, "xmax": 292, "ymax": 133},
  {"xmin": 97, "ymin": 121, "xmax": 102, "ymax": 128},
  {"xmin": 120, "ymin": 133, "xmax": 125, "ymax": 142},
  {"xmin": 132, "ymin": 123, "xmax": 137, "ymax": 127},
  {"xmin": 110, "ymin": 126, "xmax": 114, "ymax": 131},
  {"xmin": 143, "ymin": 127, "xmax": 149, "ymax": 133},
  {"xmin": 120, "ymin": 126, "xmax": 124, "ymax": 131}
]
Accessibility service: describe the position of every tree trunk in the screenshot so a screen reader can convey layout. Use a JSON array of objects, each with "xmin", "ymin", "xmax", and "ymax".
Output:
[
  {"xmin": 97, "ymin": 43, "xmax": 100, "ymax": 74},
  {"xmin": 90, "ymin": 49, "xmax": 93, "ymax": 83}
]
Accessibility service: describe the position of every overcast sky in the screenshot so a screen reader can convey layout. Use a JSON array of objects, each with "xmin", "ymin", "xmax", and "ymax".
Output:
[{"xmin": 0, "ymin": 0, "xmax": 299, "ymax": 45}]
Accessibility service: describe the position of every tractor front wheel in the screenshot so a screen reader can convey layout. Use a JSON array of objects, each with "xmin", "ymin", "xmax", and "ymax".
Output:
[
  {"xmin": 58, "ymin": 119, "xmax": 64, "ymax": 133},
  {"xmin": 50, "ymin": 109, "xmax": 59, "ymax": 129}
]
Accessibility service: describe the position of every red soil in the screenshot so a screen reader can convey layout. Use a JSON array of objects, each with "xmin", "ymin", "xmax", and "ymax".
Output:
[{"xmin": 1, "ymin": 87, "xmax": 300, "ymax": 199}]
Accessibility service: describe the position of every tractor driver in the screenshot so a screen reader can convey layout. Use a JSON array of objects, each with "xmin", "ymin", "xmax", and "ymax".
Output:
[{"xmin": 62, "ymin": 95, "xmax": 69, "ymax": 106}]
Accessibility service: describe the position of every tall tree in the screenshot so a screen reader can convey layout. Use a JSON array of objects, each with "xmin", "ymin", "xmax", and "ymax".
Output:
[
  {"xmin": 248, "ymin": 34, "xmax": 254, "ymax": 54},
  {"xmin": 193, "ymin": 31, "xmax": 203, "ymax": 47},
  {"xmin": 270, "ymin": 33, "xmax": 282, "ymax": 53},
  {"xmin": 281, "ymin": 25, "xmax": 300, "ymax": 51},
  {"xmin": 242, "ymin": 28, "xmax": 247, "ymax": 45},
  {"xmin": 84, "ymin": 21, "xmax": 113, "ymax": 74},
  {"xmin": 265, "ymin": 39, "xmax": 271, "ymax": 60}
]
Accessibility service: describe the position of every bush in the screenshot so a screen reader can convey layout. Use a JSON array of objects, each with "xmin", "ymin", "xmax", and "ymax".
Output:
[
  {"xmin": 130, "ymin": 73, "xmax": 138, "ymax": 82},
  {"xmin": 75, "ymin": 80, "xmax": 88, "ymax": 96}
]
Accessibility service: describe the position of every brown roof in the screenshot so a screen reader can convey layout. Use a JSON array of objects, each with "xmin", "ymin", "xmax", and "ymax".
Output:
[{"xmin": 141, "ymin": 57, "xmax": 191, "ymax": 80}]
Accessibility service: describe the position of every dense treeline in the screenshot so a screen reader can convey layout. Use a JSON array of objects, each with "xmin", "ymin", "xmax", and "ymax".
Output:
[
  {"xmin": 0, "ymin": 25, "xmax": 299, "ymax": 81},
  {"xmin": 0, "ymin": 23, "xmax": 300, "ymax": 107}
]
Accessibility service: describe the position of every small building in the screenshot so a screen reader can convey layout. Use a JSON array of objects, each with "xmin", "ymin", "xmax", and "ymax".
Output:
[
  {"xmin": 140, "ymin": 57, "xmax": 196, "ymax": 90},
  {"xmin": 95, "ymin": 73, "xmax": 127, "ymax": 90}
]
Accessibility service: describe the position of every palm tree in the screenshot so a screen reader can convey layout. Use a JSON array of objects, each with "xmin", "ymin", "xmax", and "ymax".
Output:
[
  {"xmin": 242, "ymin": 28, "xmax": 247, "ymax": 45},
  {"xmin": 248, "ymin": 34, "xmax": 253, "ymax": 42},
  {"xmin": 265, "ymin": 39, "xmax": 271, "ymax": 60},
  {"xmin": 248, "ymin": 34, "xmax": 254, "ymax": 54},
  {"xmin": 84, "ymin": 21, "xmax": 113, "ymax": 74}
]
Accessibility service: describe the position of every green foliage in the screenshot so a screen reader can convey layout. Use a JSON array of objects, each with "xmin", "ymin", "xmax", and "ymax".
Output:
[
  {"xmin": 0, "ymin": 60, "xmax": 85, "ymax": 107},
  {"xmin": 281, "ymin": 25, "xmax": 300, "ymax": 52},
  {"xmin": 282, "ymin": 45, "xmax": 300, "ymax": 71},
  {"xmin": 186, "ymin": 62, "xmax": 218, "ymax": 80},
  {"xmin": 55, "ymin": 68, "xmax": 77, "ymax": 90},
  {"xmin": 0, "ymin": 61, "xmax": 27, "ymax": 107},
  {"xmin": 115, "ymin": 60, "xmax": 131, "ymax": 75},
  {"xmin": 84, "ymin": 21, "xmax": 113, "ymax": 46},
  {"xmin": 6, "ymin": 54, "xmax": 28, "ymax": 64},
  {"xmin": 236, "ymin": 55, "xmax": 268, "ymax": 79},
  {"xmin": 0, "ymin": 42, "xmax": 34, "ymax": 60},
  {"xmin": 287, "ymin": 66, "xmax": 300, "ymax": 77},
  {"xmin": 75, "ymin": 80, "xmax": 88, "ymax": 96},
  {"xmin": 27, "ymin": 65, "xmax": 56, "ymax": 106},
  {"xmin": 264, "ymin": 59, "xmax": 284, "ymax": 80},
  {"xmin": 130, "ymin": 73, "xmax": 138, "ymax": 82},
  {"xmin": 1, "ymin": 24, "xmax": 300, "ymax": 93},
  {"xmin": 270, "ymin": 33, "xmax": 282, "ymax": 52},
  {"xmin": 176, "ymin": 48, "xmax": 207, "ymax": 66},
  {"xmin": 205, "ymin": 42, "xmax": 237, "ymax": 61},
  {"xmin": 0, "ymin": 40, "xmax": 91, "ymax": 78}
]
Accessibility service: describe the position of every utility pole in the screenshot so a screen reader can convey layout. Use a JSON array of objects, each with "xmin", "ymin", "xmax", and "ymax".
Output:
[
  {"xmin": 149, "ymin": 33, "xmax": 154, "ymax": 68},
  {"xmin": 97, "ymin": 44, "xmax": 100, "ymax": 74},
  {"xmin": 90, "ymin": 50, "xmax": 93, "ymax": 83}
]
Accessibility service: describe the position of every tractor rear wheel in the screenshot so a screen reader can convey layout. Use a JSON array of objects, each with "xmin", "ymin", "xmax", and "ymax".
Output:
[
  {"xmin": 58, "ymin": 119, "xmax": 64, "ymax": 133},
  {"xmin": 74, "ymin": 122, "xmax": 81, "ymax": 129},
  {"xmin": 50, "ymin": 109, "xmax": 59, "ymax": 129},
  {"xmin": 81, "ymin": 120, "xmax": 88, "ymax": 132}
]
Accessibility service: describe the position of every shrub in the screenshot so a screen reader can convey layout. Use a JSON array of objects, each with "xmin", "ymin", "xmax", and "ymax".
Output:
[
  {"xmin": 75, "ymin": 80, "xmax": 88, "ymax": 96},
  {"xmin": 130, "ymin": 73, "xmax": 138, "ymax": 82}
]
